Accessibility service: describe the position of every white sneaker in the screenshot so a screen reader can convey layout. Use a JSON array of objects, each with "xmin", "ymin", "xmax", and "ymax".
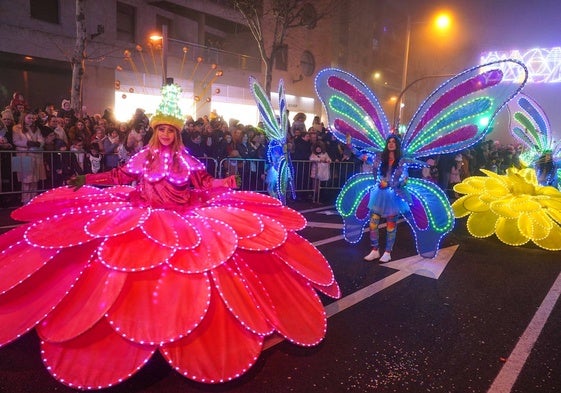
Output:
[
  {"xmin": 379, "ymin": 252, "xmax": 391, "ymax": 263},
  {"xmin": 364, "ymin": 249, "xmax": 380, "ymax": 261}
]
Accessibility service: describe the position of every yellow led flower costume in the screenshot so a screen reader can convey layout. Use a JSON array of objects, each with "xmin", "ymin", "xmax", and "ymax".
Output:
[{"xmin": 452, "ymin": 167, "xmax": 561, "ymax": 250}]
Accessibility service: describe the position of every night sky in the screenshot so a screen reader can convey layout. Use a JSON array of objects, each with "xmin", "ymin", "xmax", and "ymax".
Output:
[{"xmin": 400, "ymin": 0, "xmax": 561, "ymax": 141}]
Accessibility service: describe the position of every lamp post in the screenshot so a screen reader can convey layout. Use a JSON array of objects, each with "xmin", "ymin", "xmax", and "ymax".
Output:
[
  {"xmin": 150, "ymin": 24, "xmax": 169, "ymax": 86},
  {"xmin": 161, "ymin": 24, "xmax": 168, "ymax": 85},
  {"xmin": 396, "ymin": 11, "xmax": 452, "ymax": 130},
  {"xmin": 400, "ymin": 15, "xmax": 412, "ymax": 106}
]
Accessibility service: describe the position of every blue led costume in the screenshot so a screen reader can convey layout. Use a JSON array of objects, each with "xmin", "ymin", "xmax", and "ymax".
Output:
[
  {"xmin": 249, "ymin": 76, "xmax": 295, "ymax": 204},
  {"xmin": 314, "ymin": 61, "xmax": 528, "ymax": 258},
  {"xmin": 508, "ymin": 93, "xmax": 561, "ymax": 188}
]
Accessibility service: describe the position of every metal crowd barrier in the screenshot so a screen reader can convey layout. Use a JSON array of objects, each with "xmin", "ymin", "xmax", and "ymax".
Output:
[
  {"xmin": 218, "ymin": 157, "xmax": 362, "ymax": 203},
  {"xmin": 0, "ymin": 149, "xmax": 363, "ymax": 208}
]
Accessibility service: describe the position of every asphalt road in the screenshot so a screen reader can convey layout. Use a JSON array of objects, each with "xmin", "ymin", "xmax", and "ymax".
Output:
[{"xmin": 0, "ymin": 201, "xmax": 560, "ymax": 393}]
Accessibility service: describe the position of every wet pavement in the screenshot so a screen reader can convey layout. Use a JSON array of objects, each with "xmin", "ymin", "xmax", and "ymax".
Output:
[{"xmin": 0, "ymin": 201, "xmax": 560, "ymax": 393}]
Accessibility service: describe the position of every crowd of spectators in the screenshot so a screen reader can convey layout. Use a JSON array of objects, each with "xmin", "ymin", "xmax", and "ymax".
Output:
[{"xmin": 0, "ymin": 91, "xmax": 529, "ymax": 207}]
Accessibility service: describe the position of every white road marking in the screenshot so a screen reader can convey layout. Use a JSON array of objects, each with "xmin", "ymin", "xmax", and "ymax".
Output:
[
  {"xmin": 264, "ymin": 245, "xmax": 457, "ymax": 349},
  {"xmin": 324, "ymin": 245, "xmax": 457, "ymax": 317},
  {"xmin": 488, "ymin": 271, "xmax": 561, "ymax": 393}
]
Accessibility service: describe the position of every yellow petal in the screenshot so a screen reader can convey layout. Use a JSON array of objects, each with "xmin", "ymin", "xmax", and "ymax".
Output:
[
  {"xmin": 454, "ymin": 178, "xmax": 485, "ymax": 195},
  {"xmin": 466, "ymin": 210, "xmax": 498, "ymax": 237},
  {"xmin": 496, "ymin": 217, "xmax": 529, "ymax": 246},
  {"xmin": 515, "ymin": 168, "xmax": 539, "ymax": 185},
  {"xmin": 463, "ymin": 195, "xmax": 491, "ymax": 213},
  {"xmin": 538, "ymin": 186, "xmax": 561, "ymax": 197},
  {"xmin": 546, "ymin": 208, "xmax": 561, "ymax": 225},
  {"xmin": 479, "ymin": 192, "xmax": 499, "ymax": 204},
  {"xmin": 539, "ymin": 197, "xmax": 561, "ymax": 211},
  {"xmin": 452, "ymin": 196, "xmax": 470, "ymax": 218},
  {"xmin": 489, "ymin": 198, "xmax": 520, "ymax": 219},
  {"xmin": 480, "ymin": 168, "xmax": 503, "ymax": 179},
  {"xmin": 509, "ymin": 196, "xmax": 541, "ymax": 213},
  {"xmin": 485, "ymin": 177, "xmax": 510, "ymax": 197},
  {"xmin": 517, "ymin": 211, "xmax": 552, "ymax": 240},
  {"xmin": 534, "ymin": 223, "xmax": 561, "ymax": 250}
]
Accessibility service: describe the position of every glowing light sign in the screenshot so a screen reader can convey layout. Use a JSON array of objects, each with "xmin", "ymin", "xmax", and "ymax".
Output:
[{"xmin": 481, "ymin": 47, "xmax": 561, "ymax": 83}]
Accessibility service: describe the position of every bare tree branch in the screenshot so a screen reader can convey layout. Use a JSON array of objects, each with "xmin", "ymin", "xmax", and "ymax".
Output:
[{"xmin": 231, "ymin": 0, "xmax": 334, "ymax": 96}]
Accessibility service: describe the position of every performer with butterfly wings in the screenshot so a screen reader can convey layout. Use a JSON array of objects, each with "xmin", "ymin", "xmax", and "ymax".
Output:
[
  {"xmin": 315, "ymin": 60, "xmax": 528, "ymax": 259},
  {"xmin": 508, "ymin": 93, "xmax": 561, "ymax": 188},
  {"xmin": 249, "ymin": 76, "xmax": 296, "ymax": 204}
]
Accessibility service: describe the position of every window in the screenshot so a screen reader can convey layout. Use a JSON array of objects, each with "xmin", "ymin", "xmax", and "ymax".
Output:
[
  {"xmin": 156, "ymin": 15, "xmax": 173, "ymax": 40},
  {"xmin": 275, "ymin": 45, "xmax": 288, "ymax": 71},
  {"xmin": 300, "ymin": 50, "xmax": 315, "ymax": 76},
  {"xmin": 30, "ymin": 0, "xmax": 59, "ymax": 24},
  {"xmin": 117, "ymin": 2, "xmax": 136, "ymax": 43}
]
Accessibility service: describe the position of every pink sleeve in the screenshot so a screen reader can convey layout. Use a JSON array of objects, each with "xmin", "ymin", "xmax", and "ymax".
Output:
[
  {"xmin": 190, "ymin": 171, "xmax": 237, "ymax": 189},
  {"xmin": 85, "ymin": 167, "xmax": 137, "ymax": 186}
]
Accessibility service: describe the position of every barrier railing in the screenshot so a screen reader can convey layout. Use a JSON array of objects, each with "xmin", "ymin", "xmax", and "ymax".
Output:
[{"xmin": 0, "ymin": 149, "xmax": 363, "ymax": 208}]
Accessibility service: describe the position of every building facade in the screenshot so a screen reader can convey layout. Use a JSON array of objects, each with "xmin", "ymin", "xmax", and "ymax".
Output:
[{"xmin": 1, "ymin": 0, "xmax": 468, "ymax": 128}]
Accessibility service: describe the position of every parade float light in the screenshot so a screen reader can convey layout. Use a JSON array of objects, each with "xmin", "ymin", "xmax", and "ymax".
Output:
[
  {"xmin": 481, "ymin": 47, "xmax": 561, "ymax": 83},
  {"xmin": 452, "ymin": 167, "xmax": 561, "ymax": 251}
]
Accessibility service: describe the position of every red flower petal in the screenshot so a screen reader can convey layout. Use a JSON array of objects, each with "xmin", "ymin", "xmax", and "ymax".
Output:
[
  {"xmin": 0, "ymin": 239, "xmax": 59, "ymax": 294},
  {"xmin": 313, "ymin": 280, "xmax": 341, "ymax": 299},
  {"xmin": 210, "ymin": 190, "xmax": 282, "ymax": 207},
  {"xmin": 107, "ymin": 266, "xmax": 210, "ymax": 344},
  {"xmin": 211, "ymin": 263, "xmax": 273, "ymax": 336},
  {"xmin": 197, "ymin": 206, "xmax": 263, "ymax": 238},
  {"xmin": 0, "ymin": 242, "xmax": 97, "ymax": 345},
  {"xmin": 254, "ymin": 204, "xmax": 307, "ymax": 231},
  {"xmin": 42, "ymin": 319, "xmax": 155, "ymax": 389},
  {"xmin": 140, "ymin": 209, "xmax": 181, "ymax": 247},
  {"xmin": 11, "ymin": 186, "xmax": 117, "ymax": 222},
  {"xmin": 99, "ymin": 228, "xmax": 173, "ymax": 271},
  {"xmin": 237, "ymin": 216, "xmax": 287, "ymax": 251},
  {"xmin": 168, "ymin": 216, "xmax": 236, "ymax": 273},
  {"xmin": 25, "ymin": 213, "xmax": 96, "ymax": 248},
  {"xmin": 86, "ymin": 207, "xmax": 147, "ymax": 237},
  {"xmin": 238, "ymin": 250, "xmax": 327, "ymax": 345},
  {"xmin": 274, "ymin": 232, "xmax": 336, "ymax": 288},
  {"xmin": 161, "ymin": 287, "xmax": 263, "ymax": 383},
  {"xmin": 0, "ymin": 224, "xmax": 28, "ymax": 249},
  {"xmin": 37, "ymin": 259, "xmax": 127, "ymax": 342}
]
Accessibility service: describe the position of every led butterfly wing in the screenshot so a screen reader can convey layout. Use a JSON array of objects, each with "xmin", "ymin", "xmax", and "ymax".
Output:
[
  {"xmin": 316, "ymin": 68, "xmax": 391, "ymax": 244},
  {"xmin": 315, "ymin": 68, "xmax": 391, "ymax": 153},
  {"xmin": 402, "ymin": 60, "xmax": 529, "ymax": 160},
  {"xmin": 508, "ymin": 93, "xmax": 554, "ymax": 166},
  {"xmin": 399, "ymin": 60, "xmax": 528, "ymax": 256},
  {"xmin": 250, "ymin": 76, "xmax": 285, "ymax": 141},
  {"xmin": 249, "ymin": 76, "xmax": 295, "ymax": 203},
  {"xmin": 399, "ymin": 177, "xmax": 455, "ymax": 257},
  {"xmin": 277, "ymin": 79, "xmax": 296, "ymax": 201},
  {"xmin": 335, "ymin": 172, "xmax": 375, "ymax": 243}
]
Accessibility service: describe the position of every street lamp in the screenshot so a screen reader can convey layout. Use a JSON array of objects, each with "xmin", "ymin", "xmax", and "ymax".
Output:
[
  {"xmin": 397, "ymin": 11, "xmax": 453, "ymax": 129},
  {"xmin": 150, "ymin": 24, "xmax": 169, "ymax": 86}
]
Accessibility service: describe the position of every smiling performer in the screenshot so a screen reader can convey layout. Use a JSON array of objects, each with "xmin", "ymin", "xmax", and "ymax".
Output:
[{"xmin": 0, "ymin": 83, "xmax": 340, "ymax": 389}]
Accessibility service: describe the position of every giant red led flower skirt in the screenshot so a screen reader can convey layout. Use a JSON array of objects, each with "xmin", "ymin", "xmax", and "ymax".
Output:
[{"xmin": 0, "ymin": 186, "xmax": 340, "ymax": 389}]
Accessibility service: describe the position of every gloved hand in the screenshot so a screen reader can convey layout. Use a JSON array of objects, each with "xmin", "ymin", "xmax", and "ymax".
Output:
[
  {"xmin": 67, "ymin": 175, "xmax": 86, "ymax": 191},
  {"xmin": 226, "ymin": 175, "xmax": 241, "ymax": 189}
]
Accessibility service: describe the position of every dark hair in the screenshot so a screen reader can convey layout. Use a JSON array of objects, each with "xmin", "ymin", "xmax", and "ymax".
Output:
[{"xmin": 380, "ymin": 135, "xmax": 401, "ymax": 174}]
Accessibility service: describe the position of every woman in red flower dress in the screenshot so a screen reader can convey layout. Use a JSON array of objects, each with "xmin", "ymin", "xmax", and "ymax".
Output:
[{"xmin": 0, "ymin": 84, "xmax": 340, "ymax": 389}]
